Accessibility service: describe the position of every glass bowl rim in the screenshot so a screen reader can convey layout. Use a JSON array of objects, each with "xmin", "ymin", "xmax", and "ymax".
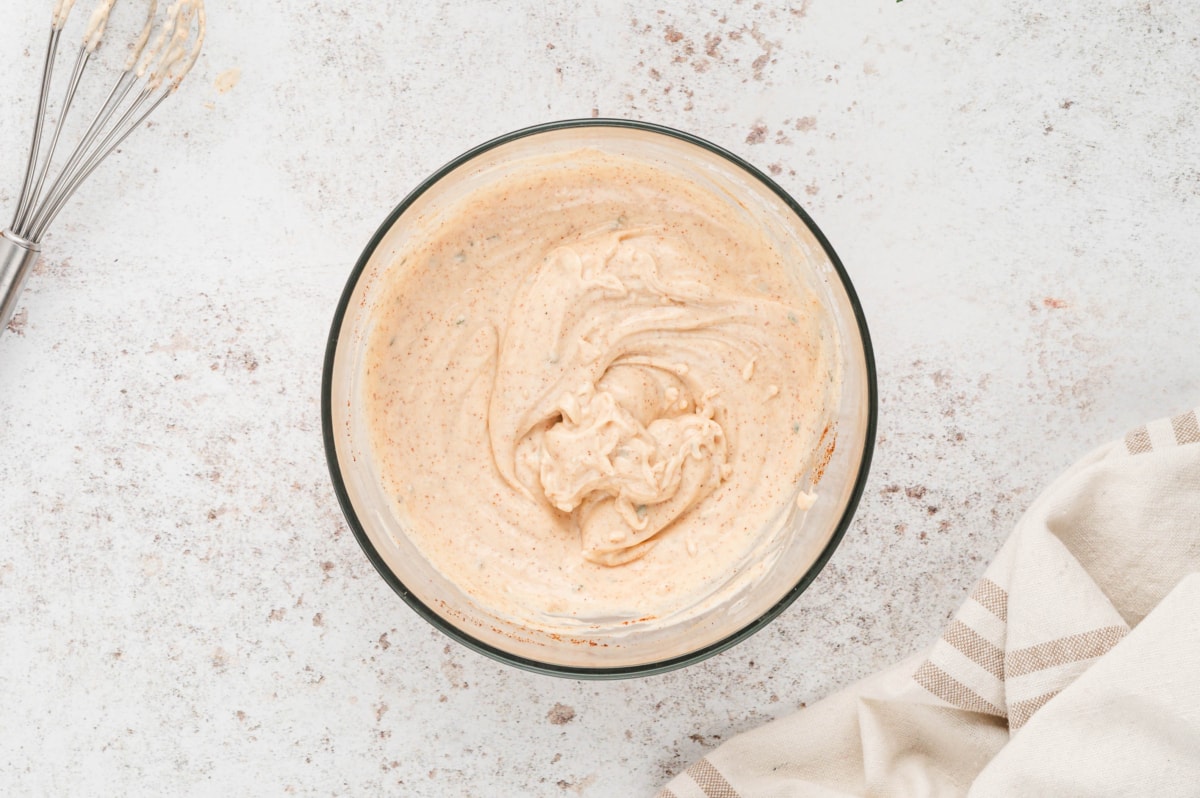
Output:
[{"xmin": 321, "ymin": 117, "xmax": 879, "ymax": 679}]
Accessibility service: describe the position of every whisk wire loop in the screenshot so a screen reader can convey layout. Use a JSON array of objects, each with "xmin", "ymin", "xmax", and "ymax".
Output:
[
  {"xmin": 0, "ymin": 0, "xmax": 205, "ymax": 334},
  {"xmin": 10, "ymin": 0, "xmax": 205, "ymax": 244},
  {"xmin": 18, "ymin": 45, "xmax": 94, "ymax": 235},
  {"xmin": 11, "ymin": 29, "xmax": 62, "ymax": 232}
]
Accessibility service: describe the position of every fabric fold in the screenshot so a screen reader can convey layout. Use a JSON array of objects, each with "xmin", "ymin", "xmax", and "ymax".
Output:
[{"xmin": 657, "ymin": 407, "xmax": 1200, "ymax": 798}]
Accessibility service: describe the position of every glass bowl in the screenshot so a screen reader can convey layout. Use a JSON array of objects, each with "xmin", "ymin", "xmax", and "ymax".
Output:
[{"xmin": 322, "ymin": 119, "xmax": 876, "ymax": 678}]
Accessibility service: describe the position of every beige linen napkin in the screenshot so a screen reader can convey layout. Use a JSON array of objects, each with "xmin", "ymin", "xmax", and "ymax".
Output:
[{"xmin": 657, "ymin": 409, "xmax": 1200, "ymax": 798}]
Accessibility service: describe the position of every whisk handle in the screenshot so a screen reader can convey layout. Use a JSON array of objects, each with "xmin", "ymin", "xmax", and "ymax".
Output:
[{"xmin": 0, "ymin": 230, "xmax": 40, "ymax": 337}]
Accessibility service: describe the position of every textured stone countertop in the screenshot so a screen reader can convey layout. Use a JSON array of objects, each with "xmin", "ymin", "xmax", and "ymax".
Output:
[{"xmin": 1, "ymin": 0, "xmax": 1198, "ymax": 794}]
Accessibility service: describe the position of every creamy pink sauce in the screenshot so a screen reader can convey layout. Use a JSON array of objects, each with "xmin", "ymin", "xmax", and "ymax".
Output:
[{"xmin": 363, "ymin": 149, "xmax": 836, "ymax": 630}]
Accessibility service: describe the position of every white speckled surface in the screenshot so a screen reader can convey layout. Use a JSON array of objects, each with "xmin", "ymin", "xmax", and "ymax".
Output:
[{"xmin": 1, "ymin": 0, "xmax": 1198, "ymax": 794}]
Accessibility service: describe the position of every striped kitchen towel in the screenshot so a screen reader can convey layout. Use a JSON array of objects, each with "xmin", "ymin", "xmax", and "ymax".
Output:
[{"xmin": 657, "ymin": 408, "xmax": 1200, "ymax": 798}]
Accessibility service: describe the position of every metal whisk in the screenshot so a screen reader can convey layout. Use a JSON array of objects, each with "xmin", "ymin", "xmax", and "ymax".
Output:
[{"xmin": 0, "ymin": 0, "xmax": 206, "ymax": 334}]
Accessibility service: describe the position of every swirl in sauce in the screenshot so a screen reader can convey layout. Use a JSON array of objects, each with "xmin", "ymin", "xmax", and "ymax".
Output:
[{"xmin": 364, "ymin": 149, "xmax": 836, "ymax": 630}]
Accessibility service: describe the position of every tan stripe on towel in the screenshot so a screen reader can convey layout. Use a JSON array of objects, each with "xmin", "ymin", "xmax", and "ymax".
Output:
[
  {"xmin": 1171, "ymin": 410, "xmax": 1200, "ymax": 446},
  {"xmin": 970, "ymin": 578, "xmax": 1008, "ymax": 622},
  {"xmin": 1124, "ymin": 425, "xmax": 1153, "ymax": 455},
  {"xmin": 944, "ymin": 620, "xmax": 1006, "ymax": 679},
  {"xmin": 685, "ymin": 759, "xmax": 741, "ymax": 798},
  {"xmin": 913, "ymin": 660, "xmax": 1005, "ymax": 717},
  {"xmin": 1009, "ymin": 690, "xmax": 1060, "ymax": 730},
  {"xmin": 1005, "ymin": 626, "xmax": 1127, "ymax": 678},
  {"xmin": 653, "ymin": 789, "xmax": 680, "ymax": 798}
]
